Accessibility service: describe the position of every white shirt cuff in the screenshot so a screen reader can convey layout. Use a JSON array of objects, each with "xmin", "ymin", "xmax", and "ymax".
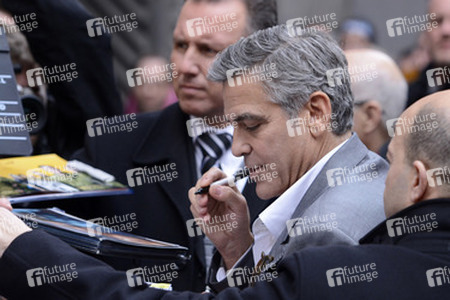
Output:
[{"xmin": 215, "ymin": 244, "xmax": 253, "ymax": 282}]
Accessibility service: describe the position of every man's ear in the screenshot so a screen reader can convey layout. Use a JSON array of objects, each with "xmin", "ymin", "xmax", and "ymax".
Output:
[
  {"xmin": 358, "ymin": 100, "xmax": 383, "ymax": 134},
  {"xmin": 303, "ymin": 91, "xmax": 332, "ymax": 138},
  {"xmin": 410, "ymin": 160, "xmax": 429, "ymax": 204}
]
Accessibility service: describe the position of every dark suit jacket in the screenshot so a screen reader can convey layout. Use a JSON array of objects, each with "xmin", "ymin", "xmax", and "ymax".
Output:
[
  {"xmin": 1, "ymin": 199, "xmax": 449, "ymax": 299},
  {"xmin": 407, "ymin": 63, "xmax": 450, "ymax": 108},
  {"xmin": 4, "ymin": 0, "xmax": 123, "ymax": 158},
  {"xmin": 42, "ymin": 103, "xmax": 272, "ymax": 292}
]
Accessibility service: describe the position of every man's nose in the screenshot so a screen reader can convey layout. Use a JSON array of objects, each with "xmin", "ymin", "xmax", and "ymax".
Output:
[
  {"xmin": 231, "ymin": 129, "xmax": 251, "ymax": 157},
  {"xmin": 178, "ymin": 46, "xmax": 201, "ymax": 76},
  {"xmin": 440, "ymin": 17, "xmax": 450, "ymax": 36}
]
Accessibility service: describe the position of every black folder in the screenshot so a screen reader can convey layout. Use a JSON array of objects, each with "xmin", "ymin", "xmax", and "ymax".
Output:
[{"xmin": 13, "ymin": 207, "xmax": 190, "ymax": 264}]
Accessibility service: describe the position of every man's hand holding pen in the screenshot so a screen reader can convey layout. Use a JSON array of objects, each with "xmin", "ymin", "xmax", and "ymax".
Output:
[{"xmin": 188, "ymin": 167, "xmax": 253, "ymax": 270}]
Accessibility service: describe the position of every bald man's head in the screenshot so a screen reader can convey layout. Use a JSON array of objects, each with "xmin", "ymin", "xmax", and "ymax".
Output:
[
  {"xmin": 383, "ymin": 91, "xmax": 450, "ymax": 217},
  {"xmin": 403, "ymin": 91, "xmax": 450, "ymax": 169}
]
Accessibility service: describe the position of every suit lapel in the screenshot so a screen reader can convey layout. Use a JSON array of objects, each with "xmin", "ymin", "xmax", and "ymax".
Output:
[
  {"xmin": 131, "ymin": 104, "xmax": 207, "ymax": 268},
  {"xmin": 269, "ymin": 134, "xmax": 368, "ymax": 259},
  {"xmin": 132, "ymin": 104, "xmax": 197, "ymax": 220}
]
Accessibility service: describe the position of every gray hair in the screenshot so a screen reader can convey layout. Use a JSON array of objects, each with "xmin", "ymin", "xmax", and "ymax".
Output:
[
  {"xmin": 186, "ymin": 0, "xmax": 278, "ymax": 33},
  {"xmin": 348, "ymin": 49, "xmax": 407, "ymax": 126},
  {"xmin": 208, "ymin": 25, "xmax": 354, "ymax": 135}
]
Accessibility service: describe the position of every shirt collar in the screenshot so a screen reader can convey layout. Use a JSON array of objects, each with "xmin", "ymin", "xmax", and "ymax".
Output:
[{"xmin": 258, "ymin": 138, "xmax": 349, "ymax": 239}]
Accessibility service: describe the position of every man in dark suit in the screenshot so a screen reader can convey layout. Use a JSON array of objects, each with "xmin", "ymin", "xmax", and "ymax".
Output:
[
  {"xmin": 9, "ymin": 0, "xmax": 278, "ymax": 292},
  {"xmin": 407, "ymin": 0, "xmax": 450, "ymax": 107},
  {"xmin": 0, "ymin": 86, "xmax": 449, "ymax": 300}
]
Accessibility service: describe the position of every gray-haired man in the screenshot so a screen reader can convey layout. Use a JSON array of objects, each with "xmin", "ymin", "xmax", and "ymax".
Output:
[
  {"xmin": 188, "ymin": 25, "xmax": 388, "ymax": 291},
  {"xmin": 346, "ymin": 49, "xmax": 408, "ymax": 157}
]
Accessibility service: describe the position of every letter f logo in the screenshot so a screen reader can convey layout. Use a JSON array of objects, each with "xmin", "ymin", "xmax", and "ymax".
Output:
[{"xmin": 86, "ymin": 18, "xmax": 105, "ymax": 37}]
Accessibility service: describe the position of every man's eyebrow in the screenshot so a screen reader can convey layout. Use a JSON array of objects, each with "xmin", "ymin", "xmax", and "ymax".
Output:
[{"xmin": 234, "ymin": 113, "xmax": 266, "ymax": 122}]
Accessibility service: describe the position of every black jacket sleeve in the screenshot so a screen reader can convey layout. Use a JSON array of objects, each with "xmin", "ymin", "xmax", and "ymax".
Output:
[
  {"xmin": 0, "ymin": 230, "xmax": 302, "ymax": 300},
  {"xmin": 207, "ymin": 248, "xmax": 255, "ymax": 293}
]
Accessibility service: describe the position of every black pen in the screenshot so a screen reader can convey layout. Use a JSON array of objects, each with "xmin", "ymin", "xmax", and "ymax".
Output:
[{"xmin": 194, "ymin": 167, "xmax": 251, "ymax": 195}]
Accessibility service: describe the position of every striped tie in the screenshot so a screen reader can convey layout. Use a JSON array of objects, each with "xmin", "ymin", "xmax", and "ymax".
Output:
[{"xmin": 196, "ymin": 132, "xmax": 233, "ymax": 174}]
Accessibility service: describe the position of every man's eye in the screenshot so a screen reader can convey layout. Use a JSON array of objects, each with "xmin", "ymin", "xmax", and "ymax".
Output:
[
  {"xmin": 245, "ymin": 124, "xmax": 260, "ymax": 131},
  {"xmin": 174, "ymin": 42, "xmax": 187, "ymax": 51},
  {"xmin": 200, "ymin": 46, "xmax": 218, "ymax": 56}
]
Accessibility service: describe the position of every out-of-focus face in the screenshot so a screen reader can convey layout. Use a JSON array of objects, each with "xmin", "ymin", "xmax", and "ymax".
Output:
[
  {"xmin": 352, "ymin": 103, "xmax": 365, "ymax": 140},
  {"xmin": 383, "ymin": 123, "xmax": 412, "ymax": 217},
  {"xmin": 133, "ymin": 57, "xmax": 170, "ymax": 113},
  {"xmin": 341, "ymin": 33, "xmax": 371, "ymax": 50},
  {"xmin": 428, "ymin": 0, "xmax": 450, "ymax": 65},
  {"xmin": 171, "ymin": 0, "xmax": 248, "ymax": 119},
  {"xmin": 224, "ymin": 81, "xmax": 313, "ymax": 200}
]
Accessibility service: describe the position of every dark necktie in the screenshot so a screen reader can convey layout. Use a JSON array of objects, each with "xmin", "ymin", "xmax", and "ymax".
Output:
[{"xmin": 196, "ymin": 132, "xmax": 233, "ymax": 174}]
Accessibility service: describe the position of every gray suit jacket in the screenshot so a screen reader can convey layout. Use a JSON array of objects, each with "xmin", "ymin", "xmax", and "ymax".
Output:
[{"xmin": 208, "ymin": 134, "xmax": 388, "ymax": 292}]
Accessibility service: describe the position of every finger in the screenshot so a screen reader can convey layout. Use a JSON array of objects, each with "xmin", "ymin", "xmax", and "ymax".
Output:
[
  {"xmin": 196, "ymin": 167, "xmax": 227, "ymax": 188},
  {"xmin": 0, "ymin": 198, "xmax": 12, "ymax": 211},
  {"xmin": 188, "ymin": 187, "xmax": 208, "ymax": 217},
  {"xmin": 208, "ymin": 185, "xmax": 246, "ymax": 211}
]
